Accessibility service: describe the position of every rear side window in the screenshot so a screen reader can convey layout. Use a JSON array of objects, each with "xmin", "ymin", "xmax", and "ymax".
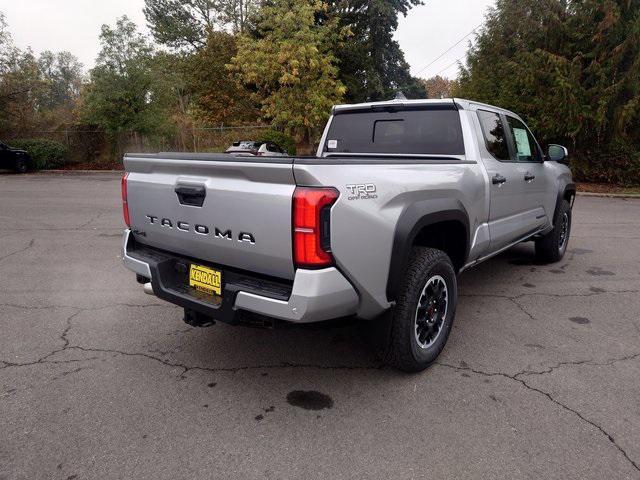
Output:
[
  {"xmin": 477, "ymin": 110, "xmax": 510, "ymax": 160},
  {"xmin": 325, "ymin": 108, "xmax": 465, "ymax": 155}
]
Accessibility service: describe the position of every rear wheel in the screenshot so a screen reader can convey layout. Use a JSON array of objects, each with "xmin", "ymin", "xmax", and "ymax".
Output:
[
  {"xmin": 535, "ymin": 199, "xmax": 571, "ymax": 263},
  {"xmin": 14, "ymin": 157, "xmax": 28, "ymax": 174},
  {"xmin": 382, "ymin": 247, "xmax": 457, "ymax": 372}
]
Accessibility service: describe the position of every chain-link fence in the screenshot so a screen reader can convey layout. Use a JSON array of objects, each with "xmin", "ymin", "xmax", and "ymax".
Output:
[
  {"xmin": 2, "ymin": 124, "xmax": 274, "ymax": 167},
  {"xmin": 115, "ymin": 125, "xmax": 274, "ymax": 154}
]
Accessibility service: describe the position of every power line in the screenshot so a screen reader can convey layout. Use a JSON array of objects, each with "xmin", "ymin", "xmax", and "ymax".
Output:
[
  {"xmin": 432, "ymin": 54, "xmax": 467, "ymax": 77},
  {"xmin": 414, "ymin": 24, "xmax": 481, "ymax": 76}
]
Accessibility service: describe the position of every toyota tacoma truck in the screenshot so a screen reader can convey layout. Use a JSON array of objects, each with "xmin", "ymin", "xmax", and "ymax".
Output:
[{"xmin": 122, "ymin": 98, "xmax": 575, "ymax": 372}]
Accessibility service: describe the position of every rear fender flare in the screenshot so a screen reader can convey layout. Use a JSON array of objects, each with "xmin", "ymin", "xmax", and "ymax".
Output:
[{"xmin": 386, "ymin": 202, "xmax": 470, "ymax": 302}]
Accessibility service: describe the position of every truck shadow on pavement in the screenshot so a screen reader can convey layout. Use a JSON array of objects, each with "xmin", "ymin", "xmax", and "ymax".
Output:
[{"xmin": 144, "ymin": 241, "xmax": 559, "ymax": 375}]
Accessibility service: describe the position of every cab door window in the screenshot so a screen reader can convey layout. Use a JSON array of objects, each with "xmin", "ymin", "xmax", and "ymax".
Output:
[{"xmin": 506, "ymin": 116, "xmax": 541, "ymax": 162}]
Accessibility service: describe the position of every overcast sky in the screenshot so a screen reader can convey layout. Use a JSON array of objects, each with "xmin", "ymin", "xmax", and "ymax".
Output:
[{"xmin": 0, "ymin": 0, "xmax": 495, "ymax": 79}]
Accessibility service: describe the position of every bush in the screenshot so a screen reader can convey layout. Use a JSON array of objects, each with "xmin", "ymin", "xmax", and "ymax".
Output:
[
  {"xmin": 9, "ymin": 139, "xmax": 68, "ymax": 170},
  {"xmin": 571, "ymin": 141, "xmax": 640, "ymax": 187},
  {"xmin": 255, "ymin": 129, "xmax": 296, "ymax": 155}
]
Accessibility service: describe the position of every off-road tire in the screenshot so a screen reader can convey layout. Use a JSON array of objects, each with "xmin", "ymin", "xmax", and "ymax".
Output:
[
  {"xmin": 535, "ymin": 199, "xmax": 571, "ymax": 263},
  {"xmin": 382, "ymin": 247, "xmax": 457, "ymax": 372}
]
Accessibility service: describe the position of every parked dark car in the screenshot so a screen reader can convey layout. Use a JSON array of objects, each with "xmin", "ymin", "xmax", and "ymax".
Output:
[
  {"xmin": 225, "ymin": 140, "xmax": 287, "ymax": 156},
  {"xmin": 0, "ymin": 142, "xmax": 30, "ymax": 173}
]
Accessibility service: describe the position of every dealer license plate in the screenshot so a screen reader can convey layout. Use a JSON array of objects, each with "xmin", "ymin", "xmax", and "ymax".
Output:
[{"xmin": 189, "ymin": 264, "xmax": 222, "ymax": 296}]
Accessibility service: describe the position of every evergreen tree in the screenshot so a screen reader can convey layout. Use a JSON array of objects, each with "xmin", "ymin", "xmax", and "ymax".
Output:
[
  {"xmin": 329, "ymin": 0, "xmax": 424, "ymax": 102},
  {"xmin": 455, "ymin": 0, "xmax": 640, "ymax": 184}
]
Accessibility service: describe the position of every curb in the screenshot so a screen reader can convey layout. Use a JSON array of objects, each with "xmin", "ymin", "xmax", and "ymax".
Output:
[{"xmin": 577, "ymin": 192, "xmax": 640, "ymax": 199}]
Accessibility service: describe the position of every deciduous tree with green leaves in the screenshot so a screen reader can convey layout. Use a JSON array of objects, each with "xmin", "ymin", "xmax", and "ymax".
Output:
[
  {"xmin": 81, "ymin": 16, "xmax": 174, "ymax": 147},
  {"xmin": 0, "ymin": 47, "xmax": 41, "ymax": 132},
  {"xmin": 0, "ymin": 12, "xmax": 84, "ymax": 133},
  {"xmin": 143, "ymin": 0, "xmax": 259, "ymax": 50},
  {"xmin": 0, "ymin": 12, "xmax": 38, "ymax": 130},
  {"xmin": 36, "ymin": 51, "xmax": 83, "ymax": 121},
  {"xmin": 186, "ymin": 31, "xmax": 259, "ymax": 125},
  {"xmin": 231, "ymin": 0, "xmax": 346, "ymax": 152},
  {"xmin": 0, "ymin": 11, "xmax": 11, "ymax": 63}
]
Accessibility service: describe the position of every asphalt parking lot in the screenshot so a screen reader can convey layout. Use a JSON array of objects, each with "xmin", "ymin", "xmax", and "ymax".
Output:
[{"xmin": 1, "ymin": 171, "xmax": 639, "ymax": 479}]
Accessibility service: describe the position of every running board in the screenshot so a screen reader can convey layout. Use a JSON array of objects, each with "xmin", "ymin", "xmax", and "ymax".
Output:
[{"xmin": 460, "ymin": 228, "xmax": 545, "ymax": 273}]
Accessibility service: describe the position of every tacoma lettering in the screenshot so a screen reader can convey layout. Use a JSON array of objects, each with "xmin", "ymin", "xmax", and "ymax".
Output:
[{"xmin": 145, "ymin": 215, "xmax": 255, "ymax": 244}]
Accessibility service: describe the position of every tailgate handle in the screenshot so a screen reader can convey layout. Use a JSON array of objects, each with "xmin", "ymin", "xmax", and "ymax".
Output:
[{"xmin": 175, "ymin": 185, "xmax": 206, "ymax": 207}]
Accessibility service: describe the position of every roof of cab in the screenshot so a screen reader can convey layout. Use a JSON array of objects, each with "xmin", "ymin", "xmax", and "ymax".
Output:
[
  {"xmin": 331, "ymin": 97, "xmax": 520, "ymax": 119},
  {"xmin": 332, "ymin": 98, "xmax": 456, "ymax": 113}
]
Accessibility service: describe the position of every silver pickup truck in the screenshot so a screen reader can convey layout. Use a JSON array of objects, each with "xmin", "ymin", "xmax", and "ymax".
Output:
[{"xmin": 122, "ymin": 98, "xmax": 574, "ymax": 371}]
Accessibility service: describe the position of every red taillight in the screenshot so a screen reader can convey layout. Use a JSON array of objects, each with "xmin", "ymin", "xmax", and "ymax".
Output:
[
  {"xmin": 121, "ymin": 173, "xmax": 130, "ymax": 227},
  {"xmin": 293, "ymin": 187, "xmax": 339, "ymax": 268}
]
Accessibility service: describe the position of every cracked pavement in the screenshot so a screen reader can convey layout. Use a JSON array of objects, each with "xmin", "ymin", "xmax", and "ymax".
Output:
[{"xmin": 1, "ymin": 172, "xmax": 639, "ymax": 479}]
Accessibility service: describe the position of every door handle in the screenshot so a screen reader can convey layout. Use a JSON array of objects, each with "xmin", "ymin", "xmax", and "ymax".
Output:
[
  {"xmin": 492, "ymin": 174, "xmax": 507, "ymax": 185},
  {"xmin": 524, "ymin": 172, "xmax": 536, "ymax": 182},
  {"xmin": 175, "ymin": 184, "xmax": 206, "ymax": 207}
]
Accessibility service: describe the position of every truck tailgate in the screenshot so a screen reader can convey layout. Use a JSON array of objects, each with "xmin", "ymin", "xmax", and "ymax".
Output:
[{"xmin": 124, "ymin": 154, "xmax": 296, "ymax": 280}]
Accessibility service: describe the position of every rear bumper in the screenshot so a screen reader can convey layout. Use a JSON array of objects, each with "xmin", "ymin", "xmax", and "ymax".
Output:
[{"xmin": 122, "ymin": 230, "xmax": 359, "ymax": 324}]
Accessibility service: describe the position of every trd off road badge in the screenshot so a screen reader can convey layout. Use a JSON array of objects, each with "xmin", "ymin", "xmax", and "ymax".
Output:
[{"xmin": 346, "ymin": 183, "xmax": 377, "ymax": 200}]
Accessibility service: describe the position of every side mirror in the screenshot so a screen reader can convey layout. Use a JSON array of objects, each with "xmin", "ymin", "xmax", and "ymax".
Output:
[{"xmin": 547, "ymin": 144, "xmax": 568, "ymax": 163}]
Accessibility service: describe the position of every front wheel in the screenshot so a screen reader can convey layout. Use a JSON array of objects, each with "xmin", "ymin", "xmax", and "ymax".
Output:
[
  {"xmin": 382, "ymin": 247, "xmax": 457, "ymax": 372},
  {"xmin": 535, "ymin": 199, "xmax": 572, "ymax": 263}
]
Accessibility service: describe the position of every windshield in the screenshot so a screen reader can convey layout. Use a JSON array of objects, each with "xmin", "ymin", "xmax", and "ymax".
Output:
[{"xmin": 324, "ymin": 107, "xmax": 465, "ymax": 156}]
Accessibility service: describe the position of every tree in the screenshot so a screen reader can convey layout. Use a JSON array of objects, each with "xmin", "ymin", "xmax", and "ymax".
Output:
[
  {"xmin": 420, "ymin": 75, "xmax": 454, "ymax": 99},
  {"xmin": 0, "ymin": 11, "xmax": 10, "ymax": 60},
  {"xmin": 186, "ymin": 31, "xmax": 259, "ymax": 125},
  {"xmin": 0, "ymin": 11, "xmax": 14, "ymax": 72},
  {"xmin": 37, "ymin": 51, "xmax": 83, "ymax": 111},
  {"xmin": 143, "ymin": 0, "xmax": 259, "ymax": 49},
  {"xmin": 0, "ymin": 47, "xmax": 41, "ymax": 133},
  {"xmin": 328, "ymin": 0, "xmax": 424, "ymax": 102},
  {"xmin": 231, "ymin": 0, "xmax": 346, "ymax": 152},
  {"xmin": 0, "ymin": 12, "xmax": 83, "ymax": 133},
  {"xmin": 455, "ymin": 0, "xmax": 640, "ymax": 185},
  {"xmin": 81, "ymin": 17, "xmax": 174, "ymax": 145},
  {"xmin": 0, "ymin": 13, "xmax": 42, "ymax": 132}
]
